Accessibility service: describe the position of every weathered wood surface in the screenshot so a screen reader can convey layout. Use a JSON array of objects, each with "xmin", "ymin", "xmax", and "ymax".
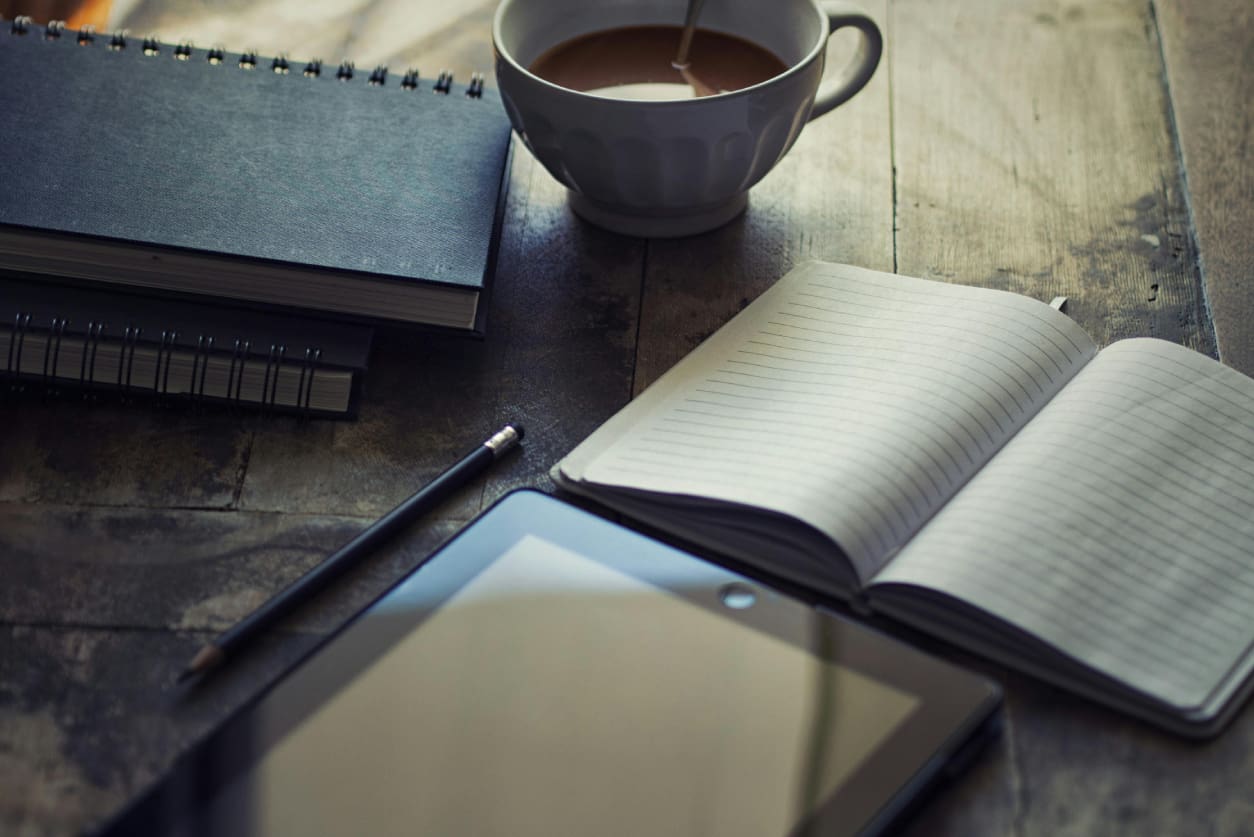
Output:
[
  {"xmin": 893, "ymin": 0, "xmax": 1211, "ymax": 355},
  {"xmin": 1155, "ymin": 0, "xmax": 1254, "ymax": 376},
  {"xmin": 2, "ymin": 0, "xmax": 1252, "ymax": 834}
]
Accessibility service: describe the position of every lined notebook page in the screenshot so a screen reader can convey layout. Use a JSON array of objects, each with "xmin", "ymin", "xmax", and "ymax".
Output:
[
  {"xmin": 562, "ymin": 262, "xmax": 1096, "ymax": 580},
  {"xmin": 876, "ymin": 339, "xmax": 1254, "ymax": 709}
]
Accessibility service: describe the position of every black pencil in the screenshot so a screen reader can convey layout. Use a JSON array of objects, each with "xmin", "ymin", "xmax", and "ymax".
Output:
[{"xmin": 176, "ymin": 423, "xmax": 524, "ymax": 684}]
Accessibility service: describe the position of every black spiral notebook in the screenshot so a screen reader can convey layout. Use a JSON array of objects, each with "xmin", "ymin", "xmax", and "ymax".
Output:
[
  {"xmin": 0, "ymin": 17, "xmax": 512, "ymax": 334},
  {"xmin": 1, "ymin": 273, "xmax": 374, "ymax": 416}
]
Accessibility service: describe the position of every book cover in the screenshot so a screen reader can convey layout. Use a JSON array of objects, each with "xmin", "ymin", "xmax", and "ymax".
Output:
[{"xmin": 0, "ymin": 18, "xmax": 513, "ymax": 334}]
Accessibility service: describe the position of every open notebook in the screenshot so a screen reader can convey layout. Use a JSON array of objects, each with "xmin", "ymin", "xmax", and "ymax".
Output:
[{"xmin": 554, "ymin": 261, "xmax": 1254, "ymax": 737}]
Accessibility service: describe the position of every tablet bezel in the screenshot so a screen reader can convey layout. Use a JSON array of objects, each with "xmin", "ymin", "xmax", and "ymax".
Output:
[{"xmin": 100, "ymin": 489, "xmax": 1001, "ymax": 836}]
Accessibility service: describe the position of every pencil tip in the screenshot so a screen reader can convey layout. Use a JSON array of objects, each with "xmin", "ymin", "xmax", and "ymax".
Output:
[{"xmin": 176, "ymin": 644, "xmax": 225, "ymax": 685}]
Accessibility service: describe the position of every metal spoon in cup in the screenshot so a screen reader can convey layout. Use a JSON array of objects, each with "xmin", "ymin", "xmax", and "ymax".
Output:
[{"xmin": 672, "ymin": 0, "xmax": 717, "ymax": 96}]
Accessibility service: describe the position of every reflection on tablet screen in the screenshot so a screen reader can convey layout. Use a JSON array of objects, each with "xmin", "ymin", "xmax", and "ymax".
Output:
[{"xmin": 208, "ymin": 535, "xmax": 919, "ymax": 836}]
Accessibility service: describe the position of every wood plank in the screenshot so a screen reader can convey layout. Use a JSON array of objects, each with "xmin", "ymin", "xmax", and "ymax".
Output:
[
  {"xmin": 892, "ymin": 0, "xmax": 1213, "ymax": 355},
  {"xmin": 0, "ymin": 504, "xmax": 460, "ymax": 631},
  {"xmin": 479, "ymin": 149, "xmax": 649, "ymax": 499},
  {"xmin": 1154, "ymin": 0, "xmax": 1254, "ymax": 376},
  {"xmin": 0, "ymin": 624, "xmax": 322, "ymax": 836},
  {"xmin": 895, "ymin": 646, "xmax": 1254, "ymax": 835},
  {"xmin": 0, "ymin": 399, "xmax": 249, "ymax": 507},
  {"xmin": 238, "ymin": 325, "xmax": 504, "ymax": 517},
  {"xmin": 634, "ymin": 0, "xmax": 896, "ymax": 392}
]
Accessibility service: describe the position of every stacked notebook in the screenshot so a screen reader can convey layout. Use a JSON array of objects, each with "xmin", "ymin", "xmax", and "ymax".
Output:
[
  {"xmin": 1, "ymin": 16, "xmax": 513, "ymax": 415},
  {"xmin": 2, "ymin": 273, "xmax": 372, "ymax": 416}
]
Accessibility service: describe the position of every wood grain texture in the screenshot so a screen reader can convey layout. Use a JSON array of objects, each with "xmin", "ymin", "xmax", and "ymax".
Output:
[
  {"xmin": 0, "ymin": 504, "xmax": 460, "ymax": 630},
  {"xmin": 892, "ymin": 0, "xmax": 1214, "ymax": 355},
  {"xmin": 1155, "ymin": 0, "xmax": 1254, "ymax": 376},
  {"xmin": 479, "ymin": 149, "xmax": 647, "ymax": 499},
  {"xmin": 0, "ymin": 625, "xmax": 323, "ymax": 837},
  {"xmin": 895, "ymin": 647, "xmax": 1254, "ymax": 836},
  {"xmin": 0, "ymin": 398, "xmax": 250, "ymax": 507},
  {"xmin": 3, "ymin": 0, "xmax": 1252, "ymax": 834},
  {"xmin": 238, "ymin": 326, "xmax": 504, "ymax": 517}
]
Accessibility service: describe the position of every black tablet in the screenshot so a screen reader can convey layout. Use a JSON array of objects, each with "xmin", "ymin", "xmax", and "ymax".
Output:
[{"xmin": 102, "ymin": 490, "xmax": 1001, "ymax": 836}]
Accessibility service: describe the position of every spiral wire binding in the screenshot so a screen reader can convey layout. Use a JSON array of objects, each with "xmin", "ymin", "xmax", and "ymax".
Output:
[
  {"xmin": 118, "ymin": 325, "xmax": 139, "ymax": 396},
  {"xmin": 190, "ymin": 335, "xmax": 213, "ymax": 405},
  {"xmin": 153, "ymin": 329, "xmax": 176, "ymax": 399},
  {"xmin": 270, "ymin": 344, "xmax": 285, "ymax": 410},
  {"xmin": 40, "ymin": 316, "xmax": 65, "ymax": 391},
  {"xmin": 227, "ymin": 339, "xmax": 248, "ymax": 405},
  {"xmin": 298, "ymin": 347, "xmax": 322, "ymax": 417},
  {"xmin": 1, "ymin": 16, "xmax": 468, "ymax": 413},
  {"xmin": 260, "ymin": 343, "xmax": 286, "ymax": 413},
  {"xmin": 0, "ymin": 301, "xmax": 333, "ymax": 414},
  {"xmin": 7, "ymin": 312, "xmax": 30, "ymax": 392},
  {"xmin": 81, "ymin": 321, "xmax": 104, "ymax": 398},
  {"xmin": 3, "ymin": 19, "xmax": 493, "ymax": 99},
  {"xmin": 260, "ymin": 343, "xmax": 275, "ymax": 411}
]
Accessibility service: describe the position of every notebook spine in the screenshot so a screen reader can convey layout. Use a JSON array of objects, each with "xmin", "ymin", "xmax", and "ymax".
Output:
[
  {"xmin": 4, "ymin": 15, "xmax": 489, "ymax": 97},
  {"xmin": 3, "ymin": 309, "xmax": 334, "ymax": 417}
]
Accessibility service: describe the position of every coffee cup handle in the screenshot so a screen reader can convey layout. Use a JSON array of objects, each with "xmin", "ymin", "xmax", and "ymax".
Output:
[{"xmin": 809, "ymin": 3, "xmax": 883, "ymax": 119}]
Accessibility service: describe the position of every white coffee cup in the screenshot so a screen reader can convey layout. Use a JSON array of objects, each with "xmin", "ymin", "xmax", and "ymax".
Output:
[{"xmin": 492, "ymin": 0, "xmax": 882, "ymax": 237}]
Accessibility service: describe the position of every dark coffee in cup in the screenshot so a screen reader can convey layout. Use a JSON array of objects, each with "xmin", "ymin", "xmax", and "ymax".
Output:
[{"xmin": 528, "ymin": 25, "xmax": 787, "ymax": 100}]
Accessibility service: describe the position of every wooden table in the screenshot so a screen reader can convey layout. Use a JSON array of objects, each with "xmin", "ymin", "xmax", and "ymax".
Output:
[{"xmin": 3, "ymin": 0, "xmax": 1252, "ymax": 834}]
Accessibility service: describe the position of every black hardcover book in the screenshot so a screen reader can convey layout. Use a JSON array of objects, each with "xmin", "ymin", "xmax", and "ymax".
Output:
[
  {"xmin": 0, "ymin": 17, "xmax": 512, "ymax": 334},
  {"xmin": 2, "ymin": 274, "xmax": 373, "ymax": 417}
]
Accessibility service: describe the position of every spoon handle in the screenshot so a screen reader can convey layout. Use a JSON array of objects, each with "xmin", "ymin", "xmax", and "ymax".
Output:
[{"xmin": 673, "ymin": 0, "xmax": 708, "ymax": 68}]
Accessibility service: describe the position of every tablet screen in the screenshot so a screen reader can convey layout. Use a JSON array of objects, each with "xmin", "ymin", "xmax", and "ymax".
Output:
[
  {"xmin": 210, "ymin": 534, "xmax": 919, "ymax": 836},
  {"xmin": 109, "ymin": 491, "xmax": 999, "ymax": 837}
]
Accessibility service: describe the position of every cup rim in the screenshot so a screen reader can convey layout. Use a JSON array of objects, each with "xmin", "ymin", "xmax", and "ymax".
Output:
[{"xmin": 490, "ymin": 0, "xmax": 830, "ymax": 105}]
